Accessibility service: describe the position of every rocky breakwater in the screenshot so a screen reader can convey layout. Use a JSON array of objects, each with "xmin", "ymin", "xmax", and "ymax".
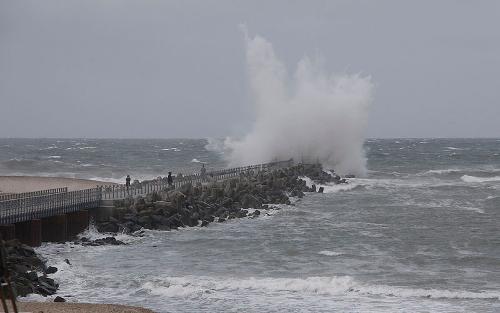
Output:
[
  {"xmin": 96, "ymin": 164, "xmax": 346, "ymax": 234},
  {"xmin": 1, "ymin": 239, "xmax": 59, "ymax": 297}
]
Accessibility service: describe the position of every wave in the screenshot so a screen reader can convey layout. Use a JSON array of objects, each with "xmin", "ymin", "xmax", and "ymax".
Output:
[
  {"xmin": 137, "ymin": 275, "xmax": 500, "ymax": 300},
  {"xmin": 161, "ymin": 148, "xmax": 181, "ymax": 152},
  {"xmin": 461, "ymin": 175, "xmax": 500, "ymax": 183},
  {"xmin": 323, "ymin": 183, "xmax": 361, "ymax": 193},
  {"xmin": 318, "ymin": 250, "xmax": 344, "ymax": 256},
  {"xmin": 39, "ymin": 146, "xmax": 58, "ymax": 150},
  {"xmin": 417, "ymin": 168, "xmax": 500, "ymax": 181},
  {"xmin": 78, "ymin": 223, "xmax": 143, "ymax": 244},
  {"xmin": 445, "ymin": 147, "xmax": 466, "ymax": 151},
  {"xmin": 462, "ymin": 207, "xmax": 485, "ymax": 214},
  {"xmin": 298, "ymin": 176, "xmax": 361, "ymax": 193},
  {"xmin": 419, "ymin": 169, "xmax": 462, "ymax": 175}
]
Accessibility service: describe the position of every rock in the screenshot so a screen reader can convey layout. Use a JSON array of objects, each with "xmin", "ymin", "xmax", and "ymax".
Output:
[
  {"xmin": 54, "ymin": 296, "xmax": 66, "ymax": 302},
  {"xmin": 46, "ymin": 266, "xmax": 58, "ymax": 274},
  {"xmin": 79, "ymin": 237, "xmax": 126, "ymax": 246},
  {"xmin": 153, "ymin": 200, "xmax": 170, "ymax": 208},
  {"xmin": 201, "ymin": 220, "xmax": 210, "ymax": 227},
  {"xmin": 64, "ymin": 259, "xmax": 71, "ymax": 265},
  {"xmin": 26, "ymin": 271, "xmax": 38, "ymax": 282},
  {"xmin": 318, "ymin": 187, "xmax": 324, "ymax": 193},
  {"xmin": 15, "ymin": 282, "xmax": 34, "ymax": 297}
]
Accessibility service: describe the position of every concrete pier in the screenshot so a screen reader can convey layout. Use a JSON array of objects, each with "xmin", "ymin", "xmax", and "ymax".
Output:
[
  {"xmin": 0, "ymin": 224, "xmax": 16, "ymax": 240},
  {"xmin": 0, "ymin": 160, "xmax": 293, "ymax": 246},
  {"xmin": 67, "ymin": 210, "xmax": 89, "ymax": 239},
  {"xmin": 41, "ymin": 214, "xmax": 67, "ymax": 243},
  {"xmin": 15, "ymin": 219, "xmax": 42, "ymax": 247}
]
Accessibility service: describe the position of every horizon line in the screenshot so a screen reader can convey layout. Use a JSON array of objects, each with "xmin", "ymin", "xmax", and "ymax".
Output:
[{"xmin": 1, "ymin": 137, "xmax": 500, "ymax": 140}]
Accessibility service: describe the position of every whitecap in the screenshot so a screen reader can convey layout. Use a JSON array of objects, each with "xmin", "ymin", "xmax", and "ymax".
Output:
[
  {"xmin": 77, "ymin": 223, "xmax": 143, "ymax": 244},
  {"xmin": 318, "ymin": 250, "xmax": 344, "ymax": 256},
  {"xmin": 298, "ymin": 176, "xmax": 359, "ymax": 193},
  {"xmin": 461, "ymin": 175, "xmax": 500, "ymax": 183},
  {"xmin": 462, "ymin": 207, "xmax": 485, "ymax": 214},
  {"xmin": 322, "ymin": 183, "xmax": 360, "ymax": 193},
  {"xmin": 138, "ymin": 275, "xmax": 355, "ymax": 298},
  {"xmin": 136, "ymin": 275, "xmax": 499, "ymax": 300},
  {"xmin": 419, "ymin": 168, "xmax": 461, "ymax": 175},
  {"xmin": 161, "ymin": 148, "xmax": 181, "ymax": 152}
]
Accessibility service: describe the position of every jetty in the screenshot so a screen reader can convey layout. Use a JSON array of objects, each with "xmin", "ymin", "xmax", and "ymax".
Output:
[{"xmin": 0, "ymin": 160, "xmax": 293, "ymax": 246}]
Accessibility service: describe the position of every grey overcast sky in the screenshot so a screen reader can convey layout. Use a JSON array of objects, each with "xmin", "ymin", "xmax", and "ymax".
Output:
[{"xmin": 0, "ymin": 0, "xmax": 499, "ymax": 138}]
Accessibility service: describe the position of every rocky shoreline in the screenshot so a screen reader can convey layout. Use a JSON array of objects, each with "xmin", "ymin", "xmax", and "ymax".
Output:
[
  {"xmin": 96, "ymin": 164, "xmax": 345, "ymax": 234},
  {"xmin": 1, "ymin": 239, "xmax": 59, "ymax": 297}
]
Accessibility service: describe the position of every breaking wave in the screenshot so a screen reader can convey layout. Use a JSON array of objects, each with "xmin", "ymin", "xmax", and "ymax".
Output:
[
  {"xmin": 224, "ymin": 28, "xmax": 373, "ymax": 176},
  {"xmin": 461, "ymin": 175, "xmax": 500, "ymax": 183},
  {"xmin": 137, "ymin": 275, "xmax": 499, "ymax": 300}
]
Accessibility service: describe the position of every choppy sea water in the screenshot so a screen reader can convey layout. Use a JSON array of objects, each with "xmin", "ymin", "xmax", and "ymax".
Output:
[{"xmin": 1, "ymin": 138, "xmax": 499, "ymax": 312}]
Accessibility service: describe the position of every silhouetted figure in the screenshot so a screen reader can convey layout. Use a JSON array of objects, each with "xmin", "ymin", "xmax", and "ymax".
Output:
[
  {"xmin": 200, "ymin": 164, "xmax": 207, "ymax": 179},
  {"xmin": 167, "ymin": 172, "xmax": 173, "ymax": 187},
  {"xmin": 125, "ymin": 175, "xmax": 131, "ymax": 191}
]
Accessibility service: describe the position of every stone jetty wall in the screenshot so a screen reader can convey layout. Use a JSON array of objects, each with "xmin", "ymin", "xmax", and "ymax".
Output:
[{"xmin": 96, "ymin": 164, "xmax": 345, "ymax": 233}]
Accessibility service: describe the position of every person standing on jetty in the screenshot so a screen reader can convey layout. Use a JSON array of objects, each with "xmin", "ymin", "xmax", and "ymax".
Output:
[
  {"xmin": 200, "ymin": 163, "xmax": 207, "ymax": 180},
  {"xmin": 167, "ymin": 172, "xmax": 173, "ymax": 188},
  {"xmin": 125, "ymin": 175, "xmax": 131, "ymax": 192}
]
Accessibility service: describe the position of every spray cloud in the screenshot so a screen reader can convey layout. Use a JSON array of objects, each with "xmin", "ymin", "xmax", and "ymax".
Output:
[{"xmin": 225, "ymin": 29, "xmax": 373, "ymax": 176}]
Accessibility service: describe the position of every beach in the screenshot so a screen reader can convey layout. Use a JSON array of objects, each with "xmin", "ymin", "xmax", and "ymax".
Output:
[
  {"xmin": 0, "ymin": 176, "xmax": 114, "ymax": 194},
  {"xmin": 3, "ymin": 301, "xmax": 155, "ymax": 313}
]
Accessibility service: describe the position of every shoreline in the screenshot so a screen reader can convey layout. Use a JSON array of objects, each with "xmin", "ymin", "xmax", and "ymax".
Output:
[
  {"xmin": 4, "ymin": 164, "xmax": 338, "ymax": 312},
  {"xmin": 5, "ymin": 301, "xmax": 155, "ymax": 313},
  {"xmin": 0, "ymin": 176, "xmax": 116, "ymax": 194}
]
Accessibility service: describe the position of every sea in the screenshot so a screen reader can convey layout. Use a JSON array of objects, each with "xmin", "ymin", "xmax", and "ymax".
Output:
[{"xmin": 0, "ymin": 138, "xmax": 499, "ymax": 312}]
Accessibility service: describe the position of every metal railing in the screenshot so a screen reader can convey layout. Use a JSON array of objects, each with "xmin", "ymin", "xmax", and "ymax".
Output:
[
  {"xmin": 0, "ymin": 188, "xmax": 101, "ymax": 225},
  {"xmin": 0, "ymin": 187, "xmax": 68, "ymax": 202},
  {"xmin": 0, "ymin": 159, "xmax": 293, "ymax": 224},
  {"xmin": 100, "ymin": 159, "xmax": 293, "ymax": 200}
]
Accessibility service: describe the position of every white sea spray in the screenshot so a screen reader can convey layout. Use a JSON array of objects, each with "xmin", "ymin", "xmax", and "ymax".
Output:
[{"xmin": 224, "ymin": 27, "xmax": 373, "ymax": 176}]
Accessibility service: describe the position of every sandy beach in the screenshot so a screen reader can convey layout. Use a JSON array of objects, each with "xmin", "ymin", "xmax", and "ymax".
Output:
[
  {"xmin": 2, "ymin": 301, "xmax": 155, "ymax": 313},
  {"xmin": 0, "ymin": 176, "xmax": 116, "ymax": 194}
]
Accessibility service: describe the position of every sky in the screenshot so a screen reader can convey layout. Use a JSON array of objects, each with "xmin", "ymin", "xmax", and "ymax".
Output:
[{"xmin": 0, "ymin": 0, "xmax": 499, "ymax": 139}]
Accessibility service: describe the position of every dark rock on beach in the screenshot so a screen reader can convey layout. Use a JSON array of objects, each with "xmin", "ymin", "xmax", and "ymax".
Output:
[
  {"xmin": 1, "ymin": 239, "xmax": 59, "ymax": 297},
  {"xmin": 74, "ymin": 236, "xmax": 126, "ymax": 246}
]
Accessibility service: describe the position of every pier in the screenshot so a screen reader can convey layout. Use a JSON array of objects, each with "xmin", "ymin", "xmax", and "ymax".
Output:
[{"xmin": 0, "ymin": 160, "xmax": 292, "ymax": 246}]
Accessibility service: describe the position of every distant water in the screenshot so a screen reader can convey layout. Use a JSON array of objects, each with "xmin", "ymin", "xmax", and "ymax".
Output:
[
  {"xmin": 0, "ymin": 138, "xmax": 224, "ymax": 183},
  {"xmin": 3, "ymin": 138, "xmax": 499, "ymax": 312}
]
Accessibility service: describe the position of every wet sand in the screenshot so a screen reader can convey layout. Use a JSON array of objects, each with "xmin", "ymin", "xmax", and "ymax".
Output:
[
  {"xmin": 0, "ymin": 176, "xmax": 115, "ymax": 194},
  {"xmin": 2, "ymin": 301, "xmax": 155, "ymax": 313}
]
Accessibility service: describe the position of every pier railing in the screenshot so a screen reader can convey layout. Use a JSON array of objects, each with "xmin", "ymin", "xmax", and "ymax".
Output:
[
  {"xmin": 0, "ymin": 159, "xmax": 293, "ymax": 224},
  {"xmin": 0, "ymin": 188, "xmax": 101, "ymax": 225},
  {"xmin": 100, "ymin": 159, "xmax": 293, "ymax": 200},
  {"xmin": 0, "ymin": 187, "xmax": 68, "ymax": 202}
]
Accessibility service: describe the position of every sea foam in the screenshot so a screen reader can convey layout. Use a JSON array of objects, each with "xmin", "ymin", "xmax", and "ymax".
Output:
[
  {"xmin": 224, "ymin": 28, "xmax": 373, "ymax": 176},
  {"xmin": 461, "ymin": 175, "xmax": 500, "ymax": 183},
  {"xmin": 137, "ymin": 275, "xmax": 499, "ymax": 300}
]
